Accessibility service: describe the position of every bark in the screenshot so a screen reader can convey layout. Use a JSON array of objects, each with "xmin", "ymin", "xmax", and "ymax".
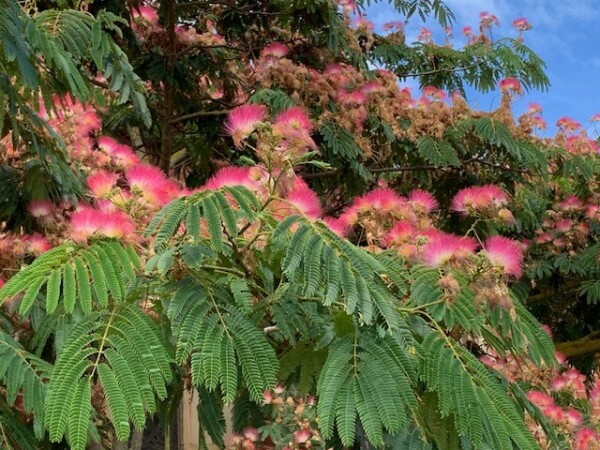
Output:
[
  {"xmin": 556, "ymin": 334, "xmax": 600, "ymax": 359},
  {"xmin": 129, "ymin": 429, "xmax": 144, "ymax": 450}
]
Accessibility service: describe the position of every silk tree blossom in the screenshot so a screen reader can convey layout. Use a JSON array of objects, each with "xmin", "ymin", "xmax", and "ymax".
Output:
[
  {"xmin": 499, "ymin": 77, "xmax": 522, "ymax": 94},
  {"xmin": 512, "ymin": 17, "xmax": 532, "ymax": 31},
  {"xmin": 422, "ymin": 233, "xmax": 477, "ymax": 267},
  {"xmin": 87, "ymin": 170, "xmax": 119, "ymax": 197},
  {"xmin": 279, "ymin": 186, "xmax": 322, "ymax": 219},
  {"xmin": 224, "ymin": 104, "xmax": 268, "ymax": 148},
  {"xmin": 70, "ymin": 209, "xmax": 136, "ymax": 243},
  {"xmin": 260, "ymin": 42, "xmax": 289, "ymax": 59},
  {"xmin": 408, "ymin": 189, "xmax": 438, "ymax": 214},
  {"xmin": 422, "ymin": 86, "xmax": 447, "ymax": 100},
  {"xmin": 97, "ymin": 136, "xmax": 140, "ymax": 168},
  {"xmin": 203, "ymin": 166, "xmax": 261, "ymax": 192},
  {"xmin": 28, "ymin": 200, "xmax": 54, "ymax": 218},
  {"xmin": 273, "ymin": 107, "xmax": 316, "ymax": 153},
  {"xmin": 352, "ymin": 188, "xmax": 406, "ymax": 213},
  {"xmin": 451, "ymin": 184, "xmax": 508, "ymax": 216},
  {"xmin": 556, "ymin": 117, "xmax": 581, "ymax": 133},
  {"xmin": 382, "ymin": 221, "xmax": 417, "ymax": 247},
  {"xmin": 323, "ymin": 217, "xmax": 347, "ymax": 237},
  {"xmin": 482, "ymin": 236, "xmax": 523, "ymax": 278},
  {"xmin": 126, "ymin": 164, "xmax": 179, "ymax": 206},
  {"xmin": 24, "ymin": 234, "xmax": 51, "ymax": 255}
]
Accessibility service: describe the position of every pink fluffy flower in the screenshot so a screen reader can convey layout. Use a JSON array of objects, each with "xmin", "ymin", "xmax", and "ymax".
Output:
[
  {"xmin": 243, "ymin": 427, "xmax": 259, "ymax": 442},
  {"xmin": 97, "ymin": 137, "xmax": 140, "ymax": 168},
  {"xmin": 408, "ymin": 189, "xmax": 438, "ymax": 214},
  {"xmin": 285, "ymin": 186, "xmax": 322, "ymax": 219},
  {"xmin": 131, "ymin": 5, "xmax": 159, "ymax": 25},
  {"xmin": 274, "ymin": 107, "xmax": 313, "ymax": 133},
  {"xmin": 422, "ymin": 86, "xmax": 447, "ymax": 100},
  {"xmin": 294, "ymin": 429, "xmax": 312, "ymax": 444},
  {"xmin": 353, "ymin": 188, "xmax": 406, "ymax": 213},
  {"xmin": 499, "ymin": 77, "xmax": 522, "ymax": 94},
  {"xmin": 575, "ymin": 428, "xmax": 600, "ymax": 450},
  {"xmin": 25, "ymin": 234, "xmax": 51, "ymax": 255},
  {"xmin": 28, "ymin": 200, "xmax": 54, "ymax": 218},
  {"xmin": 224, "ymin": 104, "xmax": 268, "ymax": 148},
  {"xmin": 512, "ymin": 17, "xmax": 532, "ymax": 31},
  {"xmin": 87, "ymin": 170, "xmax": 119, "ymax": 197},
  {"xmin": 422, "ymin": 233, "xmax": 477, "ymax": 267},
  {"xmin": 323, "ymin": 217, "xmax": 348, "ymax": 237},
  {"xmin": 450, "ymin": 185, "xmax": 508, "ymax": 215},
  {"xmin": 483, "ymin": 236, "xmax": 523, "ymax": 278},
  {"xmin": 71, "ymin": 209, "xmax": 135, "ymax": 242},
  {"xmin": 383, "ymin": 221, "xmax": 416, "ymax": 247},
  {"xmin": 261, "ymin": 42, "xmax": 289, "ymax": 58},
  {"xmin": 203, "ymin": 166, "xmax": 259, "ymax": 191},
  {"xmin": 556, "ymin": 116, "xmax": 581, "ymax": 133},
  {"xmin": 126, "ymin": 164, "xmax": 174, "ymax": 206}
]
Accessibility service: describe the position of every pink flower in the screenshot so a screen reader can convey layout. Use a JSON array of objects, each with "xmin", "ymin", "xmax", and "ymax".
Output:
[
  {"xmin": 28, "ymin": 200, "xmax": 54, "ymax": 218},
  {"xmin": 284, "ymin": 186, "xmax": 322, "ymax": 219},
  {"xmin": 323, "ymin": 217, "xmax": 348, "ymax": 237},
  {"xmin": 451, "ymin": 185, "xmax": 508, "ymax": 215},
  {"xmin": 126, "ymin": 164, "xmax": 174, "ymax": 206},
  {"xmin": 243, "ymin": 427, "xmax": 259, "ymax": 442},
  {"xmin": 499, "ymin": 77, "xmax": 522, "ymax": 94},
  {"xmin": 25, "ymin": 234, "xmax": 51, "ymax": 255},
  {"xmin": 87, "ymin": 170, "xmax": 119, "ymax": 197},
  {"xmin": 483, "ymin": 236, "xmax": 523, "ymax": 278},
  {"xmin": 512, "ymin": 17, "xmax": 532, "ymax": 31},
  {"xmin": 575, "ymin": 428, "xmax": 600, "ymax": 450},
  {"xmin": 417, "ymin": 27, "xmax": 432, "ymax": 42},
  {"xmin": 408, "ymin": 189, "xmax": 438, "ymax": 214},
  {"xmin": 528, "ymin": 103, "xmax": 542, "ymax": 114},
  {"xmin": 294, "ymin": 429, "xmax": 312, "ymax": 444},
  {"xmin": 526, "ymin": 390, "xmax": 554, "ymax": 408},
  {"xmin": 590, "ymin": 113, "xmax": 600, "ymax": 123},
  {"xmin": 101, "ymin": 211, "xmax": 136, "ymax": 239},
  {"xmin": 131, "ymin": 5, "xmax": 159, "ymax": 25},
  {"xmin": 224, "ymin": 104, "xmax": 268, "ymax": 148},
  {"xmin": 338, "ymin": 90, "xmax": 367, "ymax": 105},
  {"xmin": 556, "ymin": 117, "xmax": 581, "ymax": 133},
  {"xmin": 422, "ymin": 86, "xmax": 447, "ymax": 100},
  {"xmin": 462, "ymin": 26, "xmax": 473, "ymax": 36},
  {"xmin": 353, "ymin": 188, "xmax": 406, "ymax": 213},
  {"xmin": 383, "ymin": 221, "xmax": 417, "ymax": 247},
  {"xmin": 559, "ymin": 195, "xmax": 583, "ymax": 211},
  {"xmin": 565, "ymin": 408, "xmax": 583, "ymax": 426},
  {"xmin": 274, "ymin": 107, "xmax": 313, "ymax": 133},
  {"xmin": 422, "ymin": 233, "xmax": 477, "ymax": 267},
  {"xmin": 261, "ymin": 42, "xmax": 289, "ymax": 58},
  {"xmin": 203, "ymin": 166, "xmax": 259, "ymax": 191},
  {"xmin": 360, "ymin": 81, "xmax": 384, "ymax": 95},
  {"xmin": 70, "ymin": 209, "xmax": 135, "ymax": 242}
]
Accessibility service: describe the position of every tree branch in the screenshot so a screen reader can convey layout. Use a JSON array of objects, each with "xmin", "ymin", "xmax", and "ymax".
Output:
[
  {"xmin": 169, "ymin": 108, "xmax": 231, "ymax": 125},
  {"xmin": 556, "ymin": 333, "xmax": 600, "ymax": 359}
]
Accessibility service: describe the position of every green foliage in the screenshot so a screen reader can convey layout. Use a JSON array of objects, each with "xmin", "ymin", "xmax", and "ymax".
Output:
[
  {"xmin": 0, "ymin": 240, "xmax": 140, "ymax": 314},
  {"xmin": 418, "ymin": 332, "xmax": 540, "ymax": 450},
  {"xmin": 44, "ymin": 304, "xmax": 172, "ymax": 449},
  {"xmin": 0, "ymin": 332, "xmax": 51, "ymax": 439}
]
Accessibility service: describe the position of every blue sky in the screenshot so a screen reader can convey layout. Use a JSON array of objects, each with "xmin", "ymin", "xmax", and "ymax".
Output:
[{"xmin": 366, "ymin": 0, "xmax": 600, "ymax": 137}]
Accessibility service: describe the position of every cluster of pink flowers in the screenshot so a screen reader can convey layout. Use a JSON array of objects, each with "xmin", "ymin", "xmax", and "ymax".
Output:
[
  {"xmin": 130, "ymin": 3, "xmax": 225, "ymax": 47},
  {"xmin": 482, "ymin": 339, "xmax": 600, "ymax": 450},
  {"xmin": 534, "ymin": 194, "xmax": 598, "ymax": 254},
  {"xmin": 229, "ymin": 386, "xmax": 322, "ymax": 449},
  {"xmin": 224, "ymin": 104, "xmax": 316, "ymax": 164},
  {"xmin": 450, "ymin": 184, "xmax": 515, "ymax": 224}
]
